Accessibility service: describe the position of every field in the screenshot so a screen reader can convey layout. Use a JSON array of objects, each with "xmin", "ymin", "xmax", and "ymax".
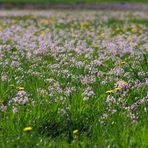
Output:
[
  {"xmin": 0, "ymin": 10, "xmax": 148, "ymax": 147},
  {"xmin": 1, "ymin": 0, "xmax": 148, "ymax": 4}
]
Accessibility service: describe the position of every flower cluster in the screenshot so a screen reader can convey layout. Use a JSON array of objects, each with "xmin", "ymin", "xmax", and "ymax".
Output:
[{"xmin": 0, "ymin": 10, "xmax": 147, "ymax": 125}]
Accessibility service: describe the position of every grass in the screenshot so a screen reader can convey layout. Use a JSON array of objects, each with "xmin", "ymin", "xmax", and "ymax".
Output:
[
  {"xmin": 0, "ymin": 10, "xmax": 148, "ymax": 147},
  {"xmin": 1, "ymin": 0, "xmax": 148, "ymax": 4}
]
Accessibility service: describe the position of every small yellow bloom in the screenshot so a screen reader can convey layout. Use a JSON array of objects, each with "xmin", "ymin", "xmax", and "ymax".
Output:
[
  {"xmin": 73, "ymin": 129, "xmax": 78, "ymax": 134},
  {"xmin": 106, "ymin": 90, "xmax": 113, "ymax": 94},
  {"xmin": 134, "ymin": 43, "xmax": 138, "ymax": 47},
  {"xmin": 84, "ymin": 22, "xmax": 90, "ymax": 28},
  {"xmin": 23, "ymin": 127, "xmax": 32, "ymax": 132},
  {"xmin": 92, "ymin": 45, "xmax": 98, "ymax": 48},
  {"xmin": 16, "ymin": 86, "xmax": 24, "ymax": 90},
  {"xmin": 131, "ymin": 28, "xmax": 136, "ymax": 33},
  {"xmin": 115, "ymin": 87, "xmax": 122, "ymax": 91},
  {"xmin": 116, "ymin": 61, "xmax": 126, "ymax": 66},
  {"xmin": 80, "ymin": 22, "xmax": 90, "ymax": 28},
  {"xmin": 121, "ymin": 61, "xmax": 126, "ymax": 64},
  {"xmin": 12, "ymin": 19, "xmax": 18, "ymax": 24},
  {"xmin": 40, "ymin": 30, "xmax": 45, "ymax": 35},
  {"xmin": 42, "ymin": 19, "xmax": 49, "ymax": 25}
]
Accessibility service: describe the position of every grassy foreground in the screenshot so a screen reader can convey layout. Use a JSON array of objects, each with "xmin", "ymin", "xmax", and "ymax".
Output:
[
  {"xmin": 1, "ymin": 0, "xmax": 148, "ymax": 4},
  {"xmin": 0, "ymin": 10, "xmax": 148, "ymax": 147}
]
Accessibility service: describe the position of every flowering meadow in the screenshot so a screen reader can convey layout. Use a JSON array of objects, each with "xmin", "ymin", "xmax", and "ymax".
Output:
[{"xmin": 0, "ymin": 10, "xmax": 148, "ymax": 147}]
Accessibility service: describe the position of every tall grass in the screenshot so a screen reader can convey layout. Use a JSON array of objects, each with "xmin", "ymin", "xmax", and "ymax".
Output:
[{"xmin": 0, "ymin": 10, "xmax": 148, "ymax": 147}]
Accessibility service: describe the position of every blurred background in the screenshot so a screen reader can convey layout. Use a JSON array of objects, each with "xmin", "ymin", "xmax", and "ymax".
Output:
[
  {"xmin": 0, "ymin": 0, "xmax": 148, "ymax": 4},
  {"xmin": 0, "ymin": 0, "xmax": 148, "ymax": 10}
]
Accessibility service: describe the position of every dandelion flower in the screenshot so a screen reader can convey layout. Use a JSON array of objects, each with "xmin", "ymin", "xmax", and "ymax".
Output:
[
  {"xmin": 23, "ymin": 127, "xmax": 32, "ymax": 132},
  {"xmin": 40, "ymin": 30, "xmax": 45, "ymax": 35},
  {"xmin": 116, "ymin": 61, "xmax": 126, "ymax": 66},
  {"xmin": 16, "ymin": 86, "xmax": 24, "ymax": 90},
  {"xmin": 121, "ymin": 61, "xmax": 126, "ymax": 64},
  {"xmin": 115, "ymin": 87, "xmax": 122, "ymax": 91},
  {"xmin": 106, "ymin": 90, "xmax": 113, "ymax": 94},
  {"xmin": 42, "ymin": 19, "xmax": 49, "ymax": 25},
  {"xmin": 73, "ymin": 129, "xmax": 78, "ymax": 134},
  {"xmin": 92, "ymin": 45, "xmax": 98, "ymax": 48}
]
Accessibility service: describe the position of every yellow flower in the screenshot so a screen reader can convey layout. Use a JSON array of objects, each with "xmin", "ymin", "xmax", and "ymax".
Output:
[
  {"xmin": 84, "ymin": 22, "xmax": 90, "ymax": 28},
  {"xmin": 80, "ymin": 22, "xmax": 90, "ymax": 28},
  {"xmin": 73, "ymin": 129, "xmax": 78, "ymax": 134},
  {"xmin": 121, "ymin": 61, "xmax": 126, "ymax": 64},
  {"xmin": 12, "ymin": 19, "xmax": 18, "ymax": 24},
  {"xmin": 116, "ymin": 61, "xmax": 126, "ymax": 67},
  {"xmin": 134, "ymin": 43, "xmax": 138, "ymax": 47},
  {"xmin": 115, "ymin": 87, "xmax": 122, "ymax": 91},
  {"xmin": 131, "ymin": 28, "xmax": 136, "ymax": 33},
  {"xmin": 16, "ymin": 86, "xmax": 24, "ymax": 90},
  {"xmin": 42, "ymin": 19, "xmax": 49, "ymax": 25},
  {"xmin": 23, "ymin": 127, "xmax": 32, "ymax": 132},
  {"xmin": 106, "ymin": 90, "xmax": 113, "ymax": 94},
  {"xmin": 40, "ymin": 30, "xmax": 45, "ymax": 35},
  {"xmin": 92, "ymin": 45, "xmax": 98, "ymax": 48}
]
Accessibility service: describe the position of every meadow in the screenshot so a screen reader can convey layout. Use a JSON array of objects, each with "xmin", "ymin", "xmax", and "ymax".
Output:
[{"xmin": 0, "ymin": 10, "xmax": 148, "ymax": 147}]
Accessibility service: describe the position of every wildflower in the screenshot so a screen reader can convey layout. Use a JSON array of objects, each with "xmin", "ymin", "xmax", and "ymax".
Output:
[
  {"xmin": 80, "ymin": 22, "xmax": 90, "ymax": 28},
  {"xmin": 84, "ymin": 22, "xmax": 90, "ymax": 28},
  {"xmin": 131, "ymin": 28, "xmax": 136, "ymax": 33},
  {"xmin": 23, "ymin": 127, "xmax": 32, "ymax": 132},
  {"xmin": 42, "ymin": 19, "xmax": 49, "ymax": 25},
  {"xmin": 106, "ymin": 90, "xmax": 113, "ymax": 94},
  {"xmin": 83, "ymin": 87, "xmax": 94, "ymax": 98},
  {"xmin": 106, "ymin": 95, "xmax": 116, "ymax": 104},
  {"xmin": 92, "ymin": 45, "xmax": 98, "ymax": 48},
  {"xmin": 16, "ymin": 86, "xmax": 24, "ymax": 90},
  {"xmin": 116, "ymin": 61, "xmax": 126, "ymax": 67},
  {"xmin": 40, "ymin": 30, "xmax": 45, "ymax": 35},
  {"xmin": 145, "ymin": 79, "xmax": 148, "ymax": 86},
  {"xmin": 114, "ymin": 67, "xmax": 124, "ymax": 75},
  {"xmin": 115, "ymin": 87, "xmax": 122, "ymax": 91},
  {"xmin": 73, "ymin": 129, "xmax": 78, "ymax": 134},
  {"xmin": 121, "ymin": 61, "xmax": 126, "ymax": 64},
  {"xmin": 13, "ymin": 106, "xmax": 18, "ymax": 113},
  {"xmin": 1, "ymin": 75, "xmax": 8, "ymax": 82},
  {"xmin": 0, "ymin": 104, "xmax": 7, "ymax": 112},
  {"xmin": 9, "ymin": 90, "xmax": 28, "ymax": 105},
  {"xmin": 115, "ymin": 80, "xmax": 128, "ymax": 89}
]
